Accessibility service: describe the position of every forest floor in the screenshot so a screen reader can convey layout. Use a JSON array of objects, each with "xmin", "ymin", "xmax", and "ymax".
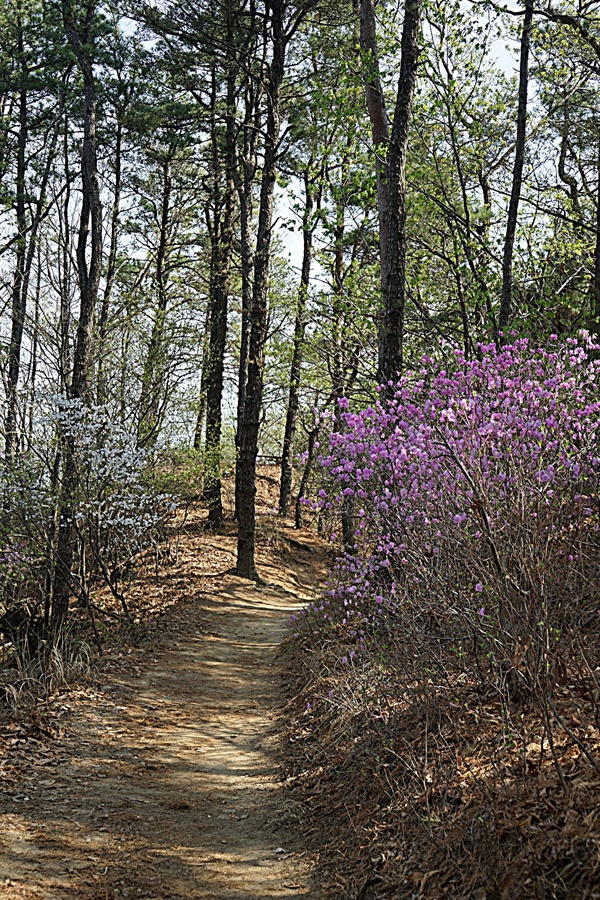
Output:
[
  {"xmin": 0, "ymin": 481, "xmax": 329, "ymax": 899},
  {"xmin": 4, "ymin": 471, "xmax": 600, "ymax": 899}
]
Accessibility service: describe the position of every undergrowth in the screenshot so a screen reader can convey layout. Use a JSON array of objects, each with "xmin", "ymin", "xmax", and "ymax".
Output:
[
  {"xmin": 0, "ymin": 634, "xmax": 93, "ymax": 711},
  {"xmin": 283, "ymin": 629, "xmax": 600, "ymax": 898},
  {"xmin": 285, "ymin": 337, "xmax": 600, "ymax": 899}
]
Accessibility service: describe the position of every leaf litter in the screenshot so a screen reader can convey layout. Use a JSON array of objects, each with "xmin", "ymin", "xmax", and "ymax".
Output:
[{"xmin": 0, "ymin": 470, "xmax": 326, "ymax": 899}]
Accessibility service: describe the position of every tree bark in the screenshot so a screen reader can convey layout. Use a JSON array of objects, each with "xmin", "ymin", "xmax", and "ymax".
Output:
[
  {"xmin": 193, "ymin": 301, "xmax": 212, "ymax": 450},
  {"xmin": 204, "ymin": 59, "xmax": 237, "ymax": 527},
  {"xmin": 328, "ymin": 145, "xmax": 357, "ymax": 552},
  {"xmin": 97, "ymin": 118, "xmax": 122, "ymax": 405},
  {"xmin": 592, "ymin": 141, "xmax": 600, "ymax": 320},
  {"xmin": 27, "ymin": 247, "xmax": 42, "ymax": 448},
  {"xmin": 295, "ymin": 425, "xmax": 318, "ymax": 529},
  {"xmin": 279, "ymin": 170, "xmax": 314, "ymax": 516},
  {"xmin": 498, "ymin": 0, "xmax": 534, "ymax": 334},
  {"xmin": 69, "ymin": 15, "xmax": 102, "ymax": 402},
  {"xmin": 359, "ymin": 0, "xmax": 390, "ymax": 314},
  {"xmin": 6, "ymin": 65, "xmax": 62, "ymax": 461},
  {"xmin": 59, "ymin": 109, "xmax": 72, "ymax": 391},
  {"xmin": 5, "ymin": 63, "xmax": 27, "ymax": 464},
  {"xmin": 360, "ymin": 0, "xmax": 422, "ymax": 385},
  {"xmin": 138, "ymin": 158, "xmax": 172, "ymax": 447},
  {"xmin": 52, "ymin": 0, "xmax": 102, "ymax": 632},
  {"xmin": 236, "ymin": 0, "xmax": 286, "ymax": 579},
  {"xmin": 234, "ymin": 43, "xmax": 262, "ymax": 520}
]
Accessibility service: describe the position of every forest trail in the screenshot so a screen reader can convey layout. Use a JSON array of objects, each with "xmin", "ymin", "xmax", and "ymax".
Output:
[{"xmin": 0, "ymin": 520, "xmax": 326, "ymax": 899}]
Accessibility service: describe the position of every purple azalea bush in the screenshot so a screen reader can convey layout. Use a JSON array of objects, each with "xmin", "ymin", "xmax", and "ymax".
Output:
[{"xmin": 301, "ymin": 336, "xmax": 600, "ymax": 695}]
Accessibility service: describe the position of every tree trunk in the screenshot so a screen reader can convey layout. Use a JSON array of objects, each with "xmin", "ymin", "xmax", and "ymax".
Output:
[
  {"xmin": 138, "ymin": 159, "xmax": 172, "ymax": 448},
  {"xmin": 193, "ymin": 301, "xmax": 212, "ymax": 451},
  {"xmin": 59, "ymin": 110, "xmax": 72, "ymax": 391},
  {"xmin": 5, "ymin": 66, "xmax": 27, "ymax": 464},
  {"xmin": 234, "ymin": 69, "xmax": 261, "ymax": 520},
  {"xmin": 27, "ymin": 248, "xmax": 42, "ymax": 448},
  {"xmin": 498, "ymin": 0, "xmax": 534, "ymax": 333},
  {"xmin": 279, "ymin": 171, "xmax": 314, "ymax": 515},
  {"xmin": 295, "ymin": 425, "xmax": 318, "ymax": 529},
  {"xmin": 329, "ymin": 147, "xmax": 356, "ymax": 553},
  {"xmin": 360, "ymin": 0, "xmax": 422, "ymax": 385},
  {"xmin": 6, "ymin": 62, "xmax": 62, "ymax": 461},
  {"xmin": 97, "ymin": 118, "xmax": 122, "ymax": 405},
  {"xmin": 52, "ymin": 0, "xmax": 102, "ymax": 632},
  {"xmin": 591, "ymin": 141, "xmax": 600, "ymax": 320},
  {"xmin": 359, "ymin": 0, "xmax": 391, "ymax": 363},
  {"xmin": 204, "ymin": 61, "xmax": 237, "ymax": 528},
  {"xmin": 236, "ymin": 0, "xmax": 286, "ymax": 579}
]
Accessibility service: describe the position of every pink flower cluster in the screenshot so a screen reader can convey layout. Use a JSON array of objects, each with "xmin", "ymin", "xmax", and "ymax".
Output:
[{"xmin": 299, "ymin": 337, "xmax": 600, "ymax": 662}]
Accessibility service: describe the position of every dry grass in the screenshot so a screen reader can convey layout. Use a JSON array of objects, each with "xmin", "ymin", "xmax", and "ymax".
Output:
[
  {"xmin": 282, "ymin": 628, "xmax": 600, "ymax": 899},
  {"xmin": 0, "ymin": 635, "xmax": 93, "ymax": 711}
]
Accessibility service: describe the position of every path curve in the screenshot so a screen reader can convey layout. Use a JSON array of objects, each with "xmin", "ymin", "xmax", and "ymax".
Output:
[{"xmin": 0, "ymin": 529, "xmax": 324, "ymax": 899}]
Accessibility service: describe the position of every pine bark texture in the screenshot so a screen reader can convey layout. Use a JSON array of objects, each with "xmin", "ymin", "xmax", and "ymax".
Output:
[
  {"xmin": 360, "ymin": 0, "xmax": 422, "ymax": 385},
  {"xmin": 234, "ymin": 57, "xmax": 262, "ymax": 520},
  {"xmin": 236, "ymin": 0, "xmax": 286, "ymax": 578},
  {"xmin": 52, "ymin": 0, "xmax": 102, "ymax": 631},
  {"xmin": 498, "ymin": 0, "xmax": 534, "ymax": 333},
  {"xmin": 205, "ymin": 62, "xmax": 237, "ymax": 527}
]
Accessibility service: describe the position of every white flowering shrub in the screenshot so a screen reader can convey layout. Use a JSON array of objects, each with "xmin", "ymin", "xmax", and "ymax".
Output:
[
  {"xmin": 0, "ymin": 398, "xmax": 175, "ymax": 650},
  {"xmin": 50, "ymin": 398, "xmax": 176, "ymax": 597}
]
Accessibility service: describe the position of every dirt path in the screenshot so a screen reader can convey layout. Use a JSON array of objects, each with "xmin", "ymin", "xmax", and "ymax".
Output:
[{"xmin": 0, "ymin": 527, "xmax": 325, "ymax": 899}]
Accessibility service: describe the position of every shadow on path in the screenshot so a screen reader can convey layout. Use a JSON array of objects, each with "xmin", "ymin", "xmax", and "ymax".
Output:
[{"xmin": 0, "ymin": 530, "xmax": 325, "ymax": 899}]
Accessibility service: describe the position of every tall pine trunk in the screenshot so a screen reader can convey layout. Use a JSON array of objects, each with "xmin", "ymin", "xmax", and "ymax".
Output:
[
  {"xmin": 51, "ymin": 1, "xmax": 102, "ymax": 631},
  {"xmin": 295, "ymin": 425, "xmax": 318, "ymax": 529},
  {"xmin": 138, "ymin": 159, "xmax": 172, "ymax": 448},
  {"xmin": 279, "ymin": 170, "xmax": 315, "ymax": 515},
  {"xmin": 204, "ymin": 61, "xmax": 237, "ymax": 527},
  {"xmin": 193, "ymin": 301, "xmax": 212, "ymax": 451},
  {"xmin": 5, "ymin": 65, "xmax": 27, "ymax": 464},
  {"xmin": 498, "ymin": 0, "xmax": 533, "ymax": 333},
  {"xmin": 236, "ymin": 0, "xmax": 286, "ymax": 578},
  {"xmin": 234, "ymin": 59, "xmax": 262, "ymax": 520},
  {"xmin": 591, "ymin": 142, "xmax": 600, "ymax": 319},
  {"xmin": 97, "ymin": 119, "xmax": 122, "ymax": 405},
  {"xmin": 359, "ymin": 0, "xmax": 421, "ymax": 384}
]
